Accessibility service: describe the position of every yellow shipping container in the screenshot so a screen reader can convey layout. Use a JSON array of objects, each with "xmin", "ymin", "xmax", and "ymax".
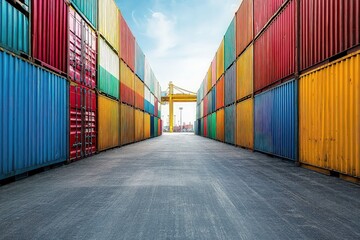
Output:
[
  {"xmin": 207, "ymin": 66, "xmax": 212, "ymax": 93},
  {"xmin": 236, "ymin": 44, "xmax": 253, "ymax": 100},
  {"xmin": 135, "ymin": 76, "xmax": 144, "ymax": 97},
  {"xmin": 216, "ymin": 109, "xmax": 225, "ymax": 142},
  {"xmin": 120, "ymin": 60, "xmax": 134, "ymax": 90},
  {"xmin": 120, "ymin": 103, "xmax": 135, "ymax": 145},
  {"xmin": 299, "ymin": 51, "xmax": 360, "ymax": 178},
  {"xmin": 216, "ymin": 39, "xmax": 225, "ymax": 81},
  {"xmin": 135, "ymin": 109, "xmax": 144, "ymax": 142},
  {"xmin": 144, "ymin": 113, "xmax": 151, "ymax": 139},
  {"xmin": 99, "ymin": 0, "xmax": 119, "ymax": 53},
  {"xmin": 236, "ymin": 98, "xmax": 254, "ymax": 149},
  {"xmin": 98, "ymin": 95, "xmax": 120, "ymax": 151}
]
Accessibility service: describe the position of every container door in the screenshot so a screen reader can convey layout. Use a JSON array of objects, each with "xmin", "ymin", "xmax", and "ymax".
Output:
[
  {"xmin": 70, "ymin": 85, "xmax": 83, "ymax": 160},
  {"xmin": 83, "ymin": 88, "xmax": 97, "ymax": 157}
]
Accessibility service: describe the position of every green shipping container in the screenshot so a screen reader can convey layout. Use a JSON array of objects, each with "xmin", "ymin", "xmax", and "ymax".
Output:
[
  {"xmin": 224, "ymin": 17, "xmax": 236, "ymax": 70},
  {"xmin": 211, "ymin": 113, "xmax": 217, "ymax": 140},
  {"xmin": 70, "ymin": 0, "xmax": 97, "ymax": 28}
]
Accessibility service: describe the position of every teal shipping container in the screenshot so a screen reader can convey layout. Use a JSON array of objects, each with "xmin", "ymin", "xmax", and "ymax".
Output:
[
  {"xmin": 225, "ymin": 105, "xmax": 235, "ymax": 144},
  {"xmin": 135, "ymin": 42, "xmax": 145, "ymax": 81},
  {"xmin": 224, "ymin": 17, "xmax": 236, "ymax": 70},
  {"xmin": 70, "ymin": 0, "xmax": 97, "ymax": 28},
  {"xmin": 0, "ymin": 0, "xmax": 29, "ymax": 55}
]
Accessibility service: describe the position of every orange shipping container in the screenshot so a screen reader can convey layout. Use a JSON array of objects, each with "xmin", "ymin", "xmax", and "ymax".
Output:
[
  {"xmin": 236, "ymin": 0, "xmax": 253, "ymax": 57},
  {"xmin": 207, "ymin": 66, "xmax": 212, "ymax": 92},
  {"xmin": 236, "ymin": 98, "xmax": 254, "ymax": 149},
  {"xmin": 216, "ymin": 39, "xmax": 225, "ymax": 80},
  {"xmin": 135, "ymin": 109, "xmax": 144, "ymax": 142},
  {"xmin": 211, "ymin": 56, "xmax": 217, "ymax": 87},
  {"xmin": 120, "ymin": 60, "xmax": 135, "ymax": 106},
  {"xmin": 216, "ymin": 76, "xmax": 224, "ymax": 110},
  {"xmin": 236, "ymin": 44, "xmax": 253, "ymax": 100},
  {"xmin": 144, "ymin": 113, "xmax": 151, "ymax": 139},
  {"xmin": 216, "ymin": 109, "xmax": 225, "ymax": 142},
  {"xmin": 135, "ymin": 76, "xmax": 144, "ymax": 110},
  {"xmin": 120, "ymin": 103, "xmax": 135, "ymax": 145}
]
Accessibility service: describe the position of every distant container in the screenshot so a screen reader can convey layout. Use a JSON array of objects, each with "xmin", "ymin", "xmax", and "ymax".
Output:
[
  {"xmin": 236, "ymin": 98, "xmax": 254, "ymax": 149},
  {"xmin": 300, "ymin": 0, "xmax": 360, "ymax": 71},
  {"xmin": 158, "ymin": 119, "xmax": 162, "ymax": 136},
  {"xmin": 236, "ymin": 44, "xmax": 253, "ymax": 100},
  {"xmin": 211, "ymin": 113, "xmax": 217, "ymax": 140},
  {"xmin": 254, "ymin": 0, "xmax": 295, "ymax": 93},
  {"xmin": 0, "ymin": 0, "xmax": 29, "ymax": 55},
  {"xmin": 69, "ymin": 0, "xmax": 97, "ymax": 28},
  {"xmin": 236, "ymin": 0, "xmax": 253, "ymax": 57},
  {"xmin": 207, "ymin": 65, "xmax": 212, "ymax": 93},
  {"xmin": 299, "ymin": 51, "xmax": 360, "ymax": 178},
  {"xmin": 135, "ymin": 76, "xmax": 144, "ymax": 110},
  {"xmin": 254, "ymin": 80, "xmax": 298, "ymax": 161},
  {"xmin": 144, "ymin": 113, "xmax": 151, "ymax": 139},
  {"xmin": 32, "ymin": 0, "xmax": 67, "ymax": 74},
  {"xmin": 135, "ymin": 109, "xmax": 144, "ymax": 141},
  {"xmin": 203, "ymin": 96, "xmax": 208, "ymax": 117},
  {"xmin": 154, "ymin": 117, "xmax": 159, "ymax": 137},
  {"xmin": 211, "ymin": 87, "xmax": 216, "ymax": 113},
  {"xmin": 0, "ymin": 51, "xmax": 68, "ymax": 180},
  {"xmin": 144, "ymin": 59, "xmax": 151, "ymax": 90},
  {"xmin": 150, "ymin": 116, "xmax": 155, "ymax": 138},
  {"xmin": 211, "ymin": 56, "xmax": 217, "ymax": 86},
  {"xmin": 203, "ymin": 76, "xmax": 207, "ymax": 97},
  {"xmin": 224, "ymin": 17, "xmax": 236, "ymax": 70},
  {"xmin": 203, "ymin": 116, "xmax": 208, "ymax": 137},
  {"xmin": 68, "ymin": 7, "xmax": 97, "ymax": 89},
  {"xmin": 98, "ymin": 0, "xmax": 119, "ymax": 52},
  {"xmin": 216, "ymin": 76, "xmax": 224, "ymax": 110},
  {"xmin": 216, "ymin": 39, "xmax": 225, "ymax": 80},
  {"xmin": 98, "ymin": 94, "xmax": 120, "ymax": 151},
  {"xmin": 120, "ymin": 60, "xmax": 135, "ymax": 106},
  {"xmin": 120, "ymin": 13, "xmax": 135, "ymax": 71},
  {"xmin": 154, "ymin": 98, "xmax": 159, "ymax": 117},
  {"xmin": 254, "ymin": 0, "xmax": 287, "ymax": 36},
  {"xmin": 120, "ymin": 103, "xmax": 135, "ymax": 145},
  {"xmin": 144, "ymin": 87, "xmax": 151, "ymax": 114},
  {"xmin": 225, "ymin": 63, "xmax": 236, "ymax": 106},
  {"xmin": 225, "ymin": 105, "xmax": 236, "ymax": 144},
  {"xmin": 135, "ymin": 42, "xmax": 145, "ymax": 80},
  {"xmin": 98, "ymin": 37, "xmax": 119, "ymax": 99},
  {"xmin": 216, "ymin": 109, "xmax": 225, "ymax": 142},
  {"xmin": 207, "ymin": 91, "xmax": 212, "ymax": 115}
]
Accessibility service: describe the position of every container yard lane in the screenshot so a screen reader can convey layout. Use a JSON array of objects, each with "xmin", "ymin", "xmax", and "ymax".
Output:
[{"xmin": 1, "ymin": 133, "xmax": 360, "ymax": 240}]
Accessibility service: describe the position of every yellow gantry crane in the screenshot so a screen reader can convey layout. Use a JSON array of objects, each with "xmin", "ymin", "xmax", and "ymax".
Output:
[{"xmin": 161, "ymin": 82, "xmax": 197, "ymax": 132}]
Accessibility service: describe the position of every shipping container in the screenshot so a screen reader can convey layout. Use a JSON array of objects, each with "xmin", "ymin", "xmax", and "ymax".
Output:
[
  {"xmin": 254, "ymin": 0, "xmax": 295, "ymax": 93},
  {"xmin": 254, "ymin": 0, "xmax": 287, "ymax": 36},
  {"xmin": 225, "ymin": 63, "xmax": 236, "ymax": 106},
  {"xmin": 135, "ymin": 42, "xmax": 145, "ymax": 80},
  {"xmin": 98, "ymin": 0, "xmax": 119, "ymax": 52},
  {"xmin": 299, "ymin": 51, "xmax": 360, "ymax": 178},
  {"xmin": 98, "ymin": 94, "xmax": 119, "ymax": 151},
  {"xmin": 69, "ymin": 0, "xmax": 97, "ymax": 28},
  {"xmin": 98, "ymin": 37, "xmax": 119, "ymax": 99},
  {"xmin": 207, "ymin": 66, "xmax": 212, "ymax": 93},
  {"xmin": 203, "ymin": 96, "xmax": 208, "ymax": 117},
  {"xmin": 68, "ymin": 6, "xmax": 97, "ymax": 89},
  {"xmin": 216, "ymin": 76, "xmax": 224, "ymax": 110},
  {"xmin": 203, "ymin": 76, "xmax": 207, "ymax": 97},
  {"xmin": 211, "ymin": 56, "xmax": 217, "ymax": 87},
  {"xmin": 236, "ymin": 0, "xmax": 253, "ymax": 57},
  {"xmin": 120, "ymin": 13, "xmax": 135, "ymax": 71},
  {"xmin": 0, "ymin": 0, "xmax": 29, "ymax": 55},
  {"xmin": 236, "ymin": 98, "xmax": 254, "ymax": 149},
  {"xmin": 300, "ymin": 0, "xmax": 360, "ymax": 71},
  {"xmin": 135, "ymin": 76, "xmax": 144, "ymax": 110},
  {"xmin": 154, "ymin": 117, "xmax": 158, "ymax": 137},
  {"xmin": 144, "ymin": 113, "xmax": 151, "ymax": 139},
  {"xmin": 224, "ymin": 17, "xmax": 236, "ymax": 70},
  {"xmin": 144, "ymin": 59, "xmax": 151, "ymax": 90},
  {"xmin": 216, "ymin": 109, "xmax": 225, "ymax": 142},
  {"xmin": 225, "ymin": 105, "xmax": 235, "ymax": 144},
  {"xmin": 157, "ymin": 118, "xmax": 162, "ymax": 136},
  {"xmin": 120, "ymin": 103, "xmax": 135, "ymax": 145},
  {"xmin": 0, "ymin": 51, "xmax": 68, "ymax": 180},
  {"xmin": 211, "ymin": 113, "xmax": 217, "ymax": 140},
  {"xmin": 216, "ymin": 39, "xmax": 225, "ymax": 80},
  {"xmin": 203, "ymin": 116, "xmax": 208, "ymax": 137},
  {"xmin": 32, "ymin": 0, "xmax": 67, "ymax": 74},
  {"xmin": 150, "ymin": 116, "xmax": 155, "ymax": 138},
  {"xmin": 236, "ymin": 44, "xmax": 253, "ymax": 100},
  {"xmin": 120, "ymin": 60, "xmax": 135, "ymax": 106},
  {"xmin": 254, "ymin": 80, "xmax": 298, "ymax": 160}
]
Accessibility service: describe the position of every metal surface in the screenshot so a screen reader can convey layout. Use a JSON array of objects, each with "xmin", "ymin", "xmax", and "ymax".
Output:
[
  {"xmin": 0, "ymin": 0, "xmax": 29, "ymax": 55},
  {"xmin": 135, "ymin": 42, "xmax": 145, "ymax": 81},
  {"xmin": 224, "ymin": 17, "xmax": 236, "ymax": 70},
  {"xmin": 254, "ymin": 0, "xmax": 295, "ymax": 93},
  {"xmin": 254, "ymin": 0, "xmax": 287, "ymax": 36},
  {"xmin": 216, "ymin": 109, "xmax": 225, "ymax": 142},
  {"xmin": 207, "ymin": 66, "xmax": 212, "ymax": 93},
  {"xmin": 299, "ymin": 51, "xmax": 360, "ymax": 178},
  {"xmin": 120, "ymin": 13, "xmax": 135, "ymax": 71},
  {"xmin": 120, "ymin": 103, "xmax": 135, "ymax": 145},
  {"xmin": 135, "ymin": 76, "xmax": 144, "ymax": 110},
  {"xmin": 70, "ymin": 0, "xmax": 97, "ymax": 28},
  {"xmin": 98, "ymin": 0, "xmax": 119, "ymax": 52},
  {"xmin": 236, "ymin": 44, "xmax": 253, "ymax": 100},
  {"xmin": 216, "ymin": 76, "xmax": 224, "ymax": 110},
  {"xmin": 211, "ymin": 56, "xmax": 217, "ymax": 87},
  {"xmin": 225, "ymin": 105, "xmax": 235, "ymax": 144},
  {"xmin": 254, "ymin": 80, "xmax": 298, "ymax": 161},
  {"xmin": 236, "ymin": 0, "xmax": 253, "ymax": 57},
  {"xmin": 211, "ymin": 113, "xmax": 217, "ymax": 140},
  {"xmin": 120, "ymin": 60, "xmax": 135, "ymax": 106},
  {"xmin": 144, "ymin": 113, "xmax": 150, "ymax": 139},
  {"xmin": 225, "ymin": 63, "xmax": 236, "ymax": 106},
  {"xmin": 216, "ymin": 39, "xmax": 224, "ymax": 80},
  {"xmin": 150, "ymin": 116, "xmax": 155, "ymax": 138},
  {"xmin": 32, "ymin": 0, "xmax": 68, "ymax": 73},
  {"xmin": 97, "ymin": 94, "xmax": 119, "ymax": 151},
  {"xmin": 0, "ymin": 51, "xmax": 68, "ymax": 180},
  {"xmin": 300, "ymin": 0, "xmax": 360, "ymax": 71},
  {"xmin": 236, "ymin": 98, "xmax": 254, "ymax": 149}
]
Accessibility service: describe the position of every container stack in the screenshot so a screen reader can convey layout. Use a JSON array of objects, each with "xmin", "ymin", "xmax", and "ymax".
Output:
[
  {"xmin": 196, "ymin": 0, "xmax": 360, "ymax": 182},
  {"xmin": 0, "ymin": 0, "xmax": 162, "ymax": 181}
]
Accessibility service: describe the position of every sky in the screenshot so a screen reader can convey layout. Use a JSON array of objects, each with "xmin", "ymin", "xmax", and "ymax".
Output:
[{"xmin": 116, "ymin": 0, "xmax": 241, "ymax": 126}]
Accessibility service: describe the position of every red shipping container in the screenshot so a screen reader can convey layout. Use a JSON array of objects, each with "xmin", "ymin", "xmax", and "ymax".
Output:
[
  {"xmin": 32, "ymin": 0, "xmax": 68, "ymax": 74},
  {"xmin": 203, "ymin": 95, "xmax": 208, "ymax": 117},
  {"xmin": 216, "ymin": 76, "xmax": 224, "ymax": 110},
  {"xmin": 211, "ymin": 56, "xmax": 217, "ymax": 87},
  {"xmin": 69, "ymin": 85, "xmax": 97, "ymax": 161},
  {"xmin": 120, "ymin": 83, "xmax": 135, "ymax": 106},
  {"xmin": 135, "ymin": 93, "xmax": 144, "ymax": 110},
  {"xmin": 120, "ymin": 14, "xmax": 135, "ymax": 72},
  {"xmin": 254, "ymin": 0, "xmax": 287, "ymax": 37},
  {"xmin": 254, "ymin": 0, "xmax": 295, "ymax": 93},
  {"xmin": 68, "ymin": 7, "xmax": 97, "ymax": 89},
  {"xmin": 154, "ymin": 98, "xmax": 159, "ymax": 117},
  {"xmin": 300, "ymin": 0, "xmax": 360, "ymax": 71},
  {"xmin": 236, "ymin": 0, "xmax": 253, "ymax": 57}
]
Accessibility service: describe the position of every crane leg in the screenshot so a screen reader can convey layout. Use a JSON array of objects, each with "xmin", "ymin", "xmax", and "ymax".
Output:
[{"xmin": 169, "ymin": 96, "xmax": 173, "ymax": 133}]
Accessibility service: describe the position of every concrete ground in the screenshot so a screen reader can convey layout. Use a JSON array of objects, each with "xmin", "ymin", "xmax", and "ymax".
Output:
[{"xmin": 0, "ymin": 133, "xmax": 360, "ymax": 240}]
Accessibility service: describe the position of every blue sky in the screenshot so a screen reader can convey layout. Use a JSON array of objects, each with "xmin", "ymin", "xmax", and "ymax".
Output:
[{"xmin": 116, "ymin": 0, "xmax": 241, "ymax": 125}]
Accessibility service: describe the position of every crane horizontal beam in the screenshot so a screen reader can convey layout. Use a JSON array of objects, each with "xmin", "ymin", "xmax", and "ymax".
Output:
[{"xmin": 161, "ymin": 94, "xmax": 197, "ymax": 103}]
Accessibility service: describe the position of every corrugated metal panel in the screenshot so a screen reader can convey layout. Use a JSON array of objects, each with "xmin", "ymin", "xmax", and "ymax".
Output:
[
  {"xmin": 225, "ymin": 105, "xmax": 236, "ymax": 144},
  {"xmin": 203, "ymin": 116, "xmax": 208, "ymax": 137},
  {"xmin": 154, "ymin": 117, "xmax": 158, "ymax": 137},
  {"xmin": 98, "ymin": 0, "xmax": 119, "ymax": 52},
  {"xmin": 98, "ymin": 94, "xmax": 119, "ymax": 151},
  {"xmin": 203, "ymin": 96, "xmax": 208, "ymax": 117},
  {"xmin": 70, "ymin": 0, "xmax": 97, "ymax": 28},
  {"xmin": 207, "ymin": 91, "xmax": 212, "ymax": 115},
  {"xmin": 120, "ymin": 13, "xmax": 135, "ymax": 71},
  {"xmin": 0, "ymin": 51, "xmax": 68, "ymax": 180},
  {"xmin": 150, "ymin": 116, "xmax": 155, "ymax": 138},
  {"xmin": 224, "ymin": 17, "xmax": 236, "ymax": 70},
  {"xmin": 0, "ymin": 0, "xmax": 29, "ymax": 55},
  {"xmin": 216, "ymin": 76, "xmax": 224, "ymax": 110},
  {"xmin": 236, "ymin": 98, "xmax": 254, "ymax": 149},
  {"xmin": 135, "ymin": 42, "xmax": 145, "ymax": 81},
  {"xmin": 68, "ymin": 7, "xmax": 97, "ymax": 89},
  {"xmin": 299, "ymin": 51, "xmax": 360, "ymax": 178},
  {"xmin": 254, "ymin": 80, "xmax": 298, "ymax": 160},
  {"xmin": 216, "ymin": 39, "xmax": 225, "ymax": 80},
  {"xmin": 300, "ymin": 0, "xmax": 360, "ymax": 71},
  {"xmin": 135, "ymin": 76, "xmax": 144, "ymax": 110},
  {"xmin": 236, "ymin": 0, "xmax": 253, "ymax": 57},
  {"xmin": 144, "ymin": 113, "xmax": 150, "ymax": 139},
  {"xmin": 203, "ymin": 76, "xmax": 207, "ymax": 97},
  {"xmin": 120, "ymin": 60, "xmax": 135, "ymax": 106},
  {"xmin": 120, "ymin": 103, "xmax": 135, "ymax": 145},
  {"xmin": 254, "ymin": 0, "xmax": 295, "ymax": 93},
  {"xmin": 207, "ymin": 67, "xmax": 212, "ymax": 93},
  {"xmin": 144, "ymin": 59, "xmax": 151, "ymax": 90},
  {"xmin": 211, "ymin": 113, "xmax": 217, "ymax": 140},
  {"xmin": 98, "ymin": 37, "xmax": 119, "ymax": 99},
  {"xmin": 211, "ymin": 56, "xmax": 217, "ymax": 87},
  {"xmin": 225, "ymin": 63, "xmax": 236, "ymax": 106},
  {"xmin": 236, "ymin": 44, "xmax": 253, "ymax": 100},
  {"xmin": 254, "ymin": 0, "xmax": 287, "ymax": 36},
  {"xmin": 216, "ymin": 109, "xmax": 225, "ymax": 142},
  {"xmin": 32, "ymin": 0, "xmax": 67, "ymax": 73}
]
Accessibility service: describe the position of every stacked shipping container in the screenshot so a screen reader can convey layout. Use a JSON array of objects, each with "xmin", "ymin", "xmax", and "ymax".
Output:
[{"xmin": 196, "ymin": 0, "xmax": 360, "ymax": 181}]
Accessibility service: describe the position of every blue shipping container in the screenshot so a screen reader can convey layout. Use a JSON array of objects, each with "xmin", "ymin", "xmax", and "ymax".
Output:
[
  {"xmin": 225, "ymin": 105, "xmax": 235, "ymax": 144},
  {"xmin": 254, "ymin": 80, "xmax": 298, "ymax": 161},
  {"xmin": 150, "ymin": 116, "xmax": 155, "ymax": 137},
  {"xmin": 0, "ymin": 51, "xmax": 68, "ymax": 180},
  {"xmin": 0, "ymin": 0, "xmax": 29, "ymax": 55},
  {"xmin": 135, "ymin": 42, "xmax": 145, "ymax": 81},
  {"xmin": 70, "ymin": 0, "xmax": 97, "ymax": 28},
  {"xmin": 224, "ymin": 63, "xmax": 236, "ymax": 106},
  {"xmin": 211, "ymin": 87, "xmax": 216, "ymax": 113}
]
